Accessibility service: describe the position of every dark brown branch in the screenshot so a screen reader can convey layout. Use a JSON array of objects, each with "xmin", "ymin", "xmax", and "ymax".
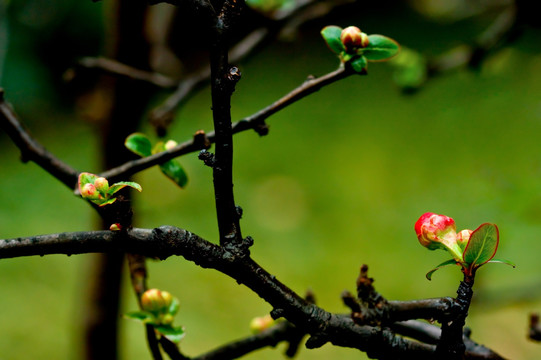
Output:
[
  {"xmin": 148, "ymin": 0, "xmax": 351, "ymax": 132},
  {"xmin": 393, "ymin": 321, "xmax": 504, "ymax": 360},
  {"xmin": 436, "ymin": 276, "xmax": 475, "ymax": 360},
  {"xmin": 208, "ymin": 0, "xmax": 245, "ymax": 247},
  {"xmin": 0, "ymin": 227, "xmax": 503, "ymax": 359},
  {"xmin": 0, "ymin": 89, "xmax": 79, "ymax": 189},
  {"xmin": 192, "ymin": 321, "xmax": 302, "ymax": 360},
  {"xmin": 100, "ymin": 66, "xmax": 352, "ymax": 182}
]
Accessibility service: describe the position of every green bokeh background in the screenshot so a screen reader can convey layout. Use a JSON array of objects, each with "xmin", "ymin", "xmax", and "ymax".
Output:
[{"xmin": 1, "ymin": 1, "xmax": 541, "ymax": 359}]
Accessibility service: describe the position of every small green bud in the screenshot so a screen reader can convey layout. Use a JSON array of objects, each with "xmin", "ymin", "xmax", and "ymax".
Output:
[
  {"xmin": 162, "ymin": 313, "xmax": 174, "ymax": 325},
  {"xmin": 94, "ymin": 177, "xmax": 109, "ymax": 192}
]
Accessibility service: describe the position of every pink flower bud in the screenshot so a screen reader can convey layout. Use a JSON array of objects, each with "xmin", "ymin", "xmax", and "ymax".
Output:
[
  {"xmin": 165, "ymin": 140, "xmax": 178, "ymax": 150},
  {"xmin": 81, "ymin": 183, "xmax": 99, "ymax": 200},
  {"xmin": 340, "ymin": 26, "xmax": 369, "ymax": 51},
  {"xmin": 457, "ymin": 229, "xmax": 473, "ymax": 250},
  {"xmin": 141, "ymin": 289, "xmax": 172, "ymax": 314},
  {"xmin": 94, "ymin": 177, "xmax": 109, "ymax": 192},
  {"xmin": 415, "ymin": 212, "xmax": 463, "ymax": 261}
]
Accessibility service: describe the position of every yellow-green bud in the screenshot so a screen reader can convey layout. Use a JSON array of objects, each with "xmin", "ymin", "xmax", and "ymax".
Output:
[
  {"xmin": 94, "ymin": 177, "xmax": 109, "ymax": 192},
  {"xmin": 109, "ymin": 223, "xmax": 122, "ymax": 231},
  {"xmin": 141, "ymin": 289, "xmax": 171, "ymax": 313},
  {"xmin": 81, "ymin": 183, "xmax": 100, "ymax": 200},
  {"xmin": 249, "ymin": 314, "xmax": 275, "ymax": 333}
]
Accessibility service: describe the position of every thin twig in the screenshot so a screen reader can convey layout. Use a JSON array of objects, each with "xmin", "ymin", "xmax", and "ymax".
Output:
[
  {"xmin": 73, "ymin": 57, "xmax": 178, "ymax": 89},
  {"xmin": 100, "ymin": 66, "xmax": 352, "ymax": 182}
]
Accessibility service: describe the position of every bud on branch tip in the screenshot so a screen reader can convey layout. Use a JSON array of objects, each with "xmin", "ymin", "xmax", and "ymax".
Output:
[
  {"xmin": 78, "ymin": 172, "xmax": 142, "ymax": 207},
  {"xmin": 416, "ymin": 212, "xmax": 514, "ymax": 279}
]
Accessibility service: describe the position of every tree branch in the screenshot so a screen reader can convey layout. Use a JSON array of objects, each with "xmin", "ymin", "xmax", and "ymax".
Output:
[
  {"xmin": 72, "ymin": 57, "xmax": 178, "ymax": 89},
  {"xmin": 0, "ymin": 89, "xmax": 80, "ymax": 189},
  {"xmin": 100, "ymin": 66, "xmax": 352, "ymax": 182},
  {"xmin": 0, "ymin": 227, "xmax": 504, "ymax": 359}
]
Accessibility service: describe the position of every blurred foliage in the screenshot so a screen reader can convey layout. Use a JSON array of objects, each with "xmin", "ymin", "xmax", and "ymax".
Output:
[{"xmin": 1, "ymin": 0, "xmax": 541, "ymax": 360}]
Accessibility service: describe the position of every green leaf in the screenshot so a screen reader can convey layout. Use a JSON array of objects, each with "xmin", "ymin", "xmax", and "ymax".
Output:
[
  {"xmin": 125, "ymin": 133, "xmax": 152, "ymax": 157},
  {"xmin": 94, "ymin": 198, "xmax": 117, "ymax": 207},
  {"xmin": 350, "ymin": 56, "xmax": 367, "ymax": 72},
  {"xmin": 425, "ymin": 259, "xmax": 459, "ymax": 281},
  {"xmin": 108, "ymin": 181, "xmax": 143, "ymax": 195},
  {"xmin": 155, "ymin": 325, "xmax": 185, "ymax": 343},
  {"xmin": 363, "ymin": 35, "xmax": 400, "ymax": 61},
  {"xmin": 152, "ymin": 141, "xmax": 165, "ymax": 155},
  {"xmin": 487, "ymin": 258, "xmax": 516, "ymax": 268},
  {"xmin": 160, "ymin": 160, "xmax": 188, "ymax": 188},
  {"xmin": 168, "ymin": 298, "xmax": 180, "ymax": 316},
  {"xmin": 321, "ymin": 26, "xmax": 345, "ymax": 55},
  {"xmin": 463, "ymin": 223, "xmax": 499, "ymax": 268},
  {"xmin": 125, "ymin": 311, "xmax": 155, "ymax": 324}
]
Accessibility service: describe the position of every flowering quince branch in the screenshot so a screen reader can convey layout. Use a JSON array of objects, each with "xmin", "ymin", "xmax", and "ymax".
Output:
[
  {"xmin": 0, "ymin": 0, "xmax": 515, "ymax": 354},
  {"xmin": 0, "ymin": 226, "xmax": 505, "ymax": 359},
  {"xmin": 415, "ymin": 212, "xmax": 515, "ymax": 359}
]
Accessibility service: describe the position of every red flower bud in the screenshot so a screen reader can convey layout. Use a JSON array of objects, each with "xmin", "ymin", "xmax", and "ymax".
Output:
[
  {"xmin": 415, "ymin": 212, "xmax": 463, "ymax": 261},
  {"xmin": 340, "ymin": 26, "xmax": 369, "ymax": 51}
]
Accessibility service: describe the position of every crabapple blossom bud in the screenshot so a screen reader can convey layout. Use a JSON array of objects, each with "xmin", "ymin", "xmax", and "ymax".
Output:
[
  {"xmin": 165, "ymin": 140, "xmax": 178, "ymax": 150},
  {"xmin": 340, "ymin": 26, "xmax": 369, "ymax": 51},
  {"xmin": 162, "ymin": 313, "xmax": 174, "ymax": 325},
  {"xmin": 94, "ymin": 177, "xmax": 109, "ymax": 192},
  {"xmin": 81, "ymin": 183, "xmax": 99, "ymax": 200},
  {"xmin": 250, "ymin": 314, "xmax": 275, "ymax": 333},
  {"xmin": 141, "ymin": 289, "xmax": 172, "ymax": 314},
  {"xmin": 457, "ymin": 229, "xmax": 473, "ymax": 250},
  {"xmin": 109, "ymin": 223, "xmax": 122, "ymax": 231},
  {"xmin": 415, "ymin": 212, "xmax": 463, "ymax": 261}
]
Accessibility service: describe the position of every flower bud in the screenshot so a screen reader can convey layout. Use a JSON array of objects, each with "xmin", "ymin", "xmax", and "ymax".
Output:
[
  {"xmin": 162, "ymin": 313, "xmax": 174, "ymax": 325},
  {"xmin": 109, "ymin": 223, "xmax": 122, "ymax": 231},
  {"xmin": 165, "ymin": 140, "xmax": 178, "ymax": 150},
  {"xmin": 81, "ymin": 183, "xmax": 100, "ymax": 200},
  {"xmin": 457, "ymin": 229, "xmax": 473, "ymax": 250},
  {"xmin": 94, "ymin": 177, "xmax": 109, "ymax": 192},
  {"xmin": 340, "ymin": 26, "xmax": 369, "ymax": 51},
  {"xmin": 249, "ymin": 314, "xmax": 275, "ymax": 334},
  {"xmin": 141, "ymin": 289, "xmax": 172, "ymax": 314},
  {"xmin": 415, "ymin": 212, "xmax": 463, "ymax": 261}
]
